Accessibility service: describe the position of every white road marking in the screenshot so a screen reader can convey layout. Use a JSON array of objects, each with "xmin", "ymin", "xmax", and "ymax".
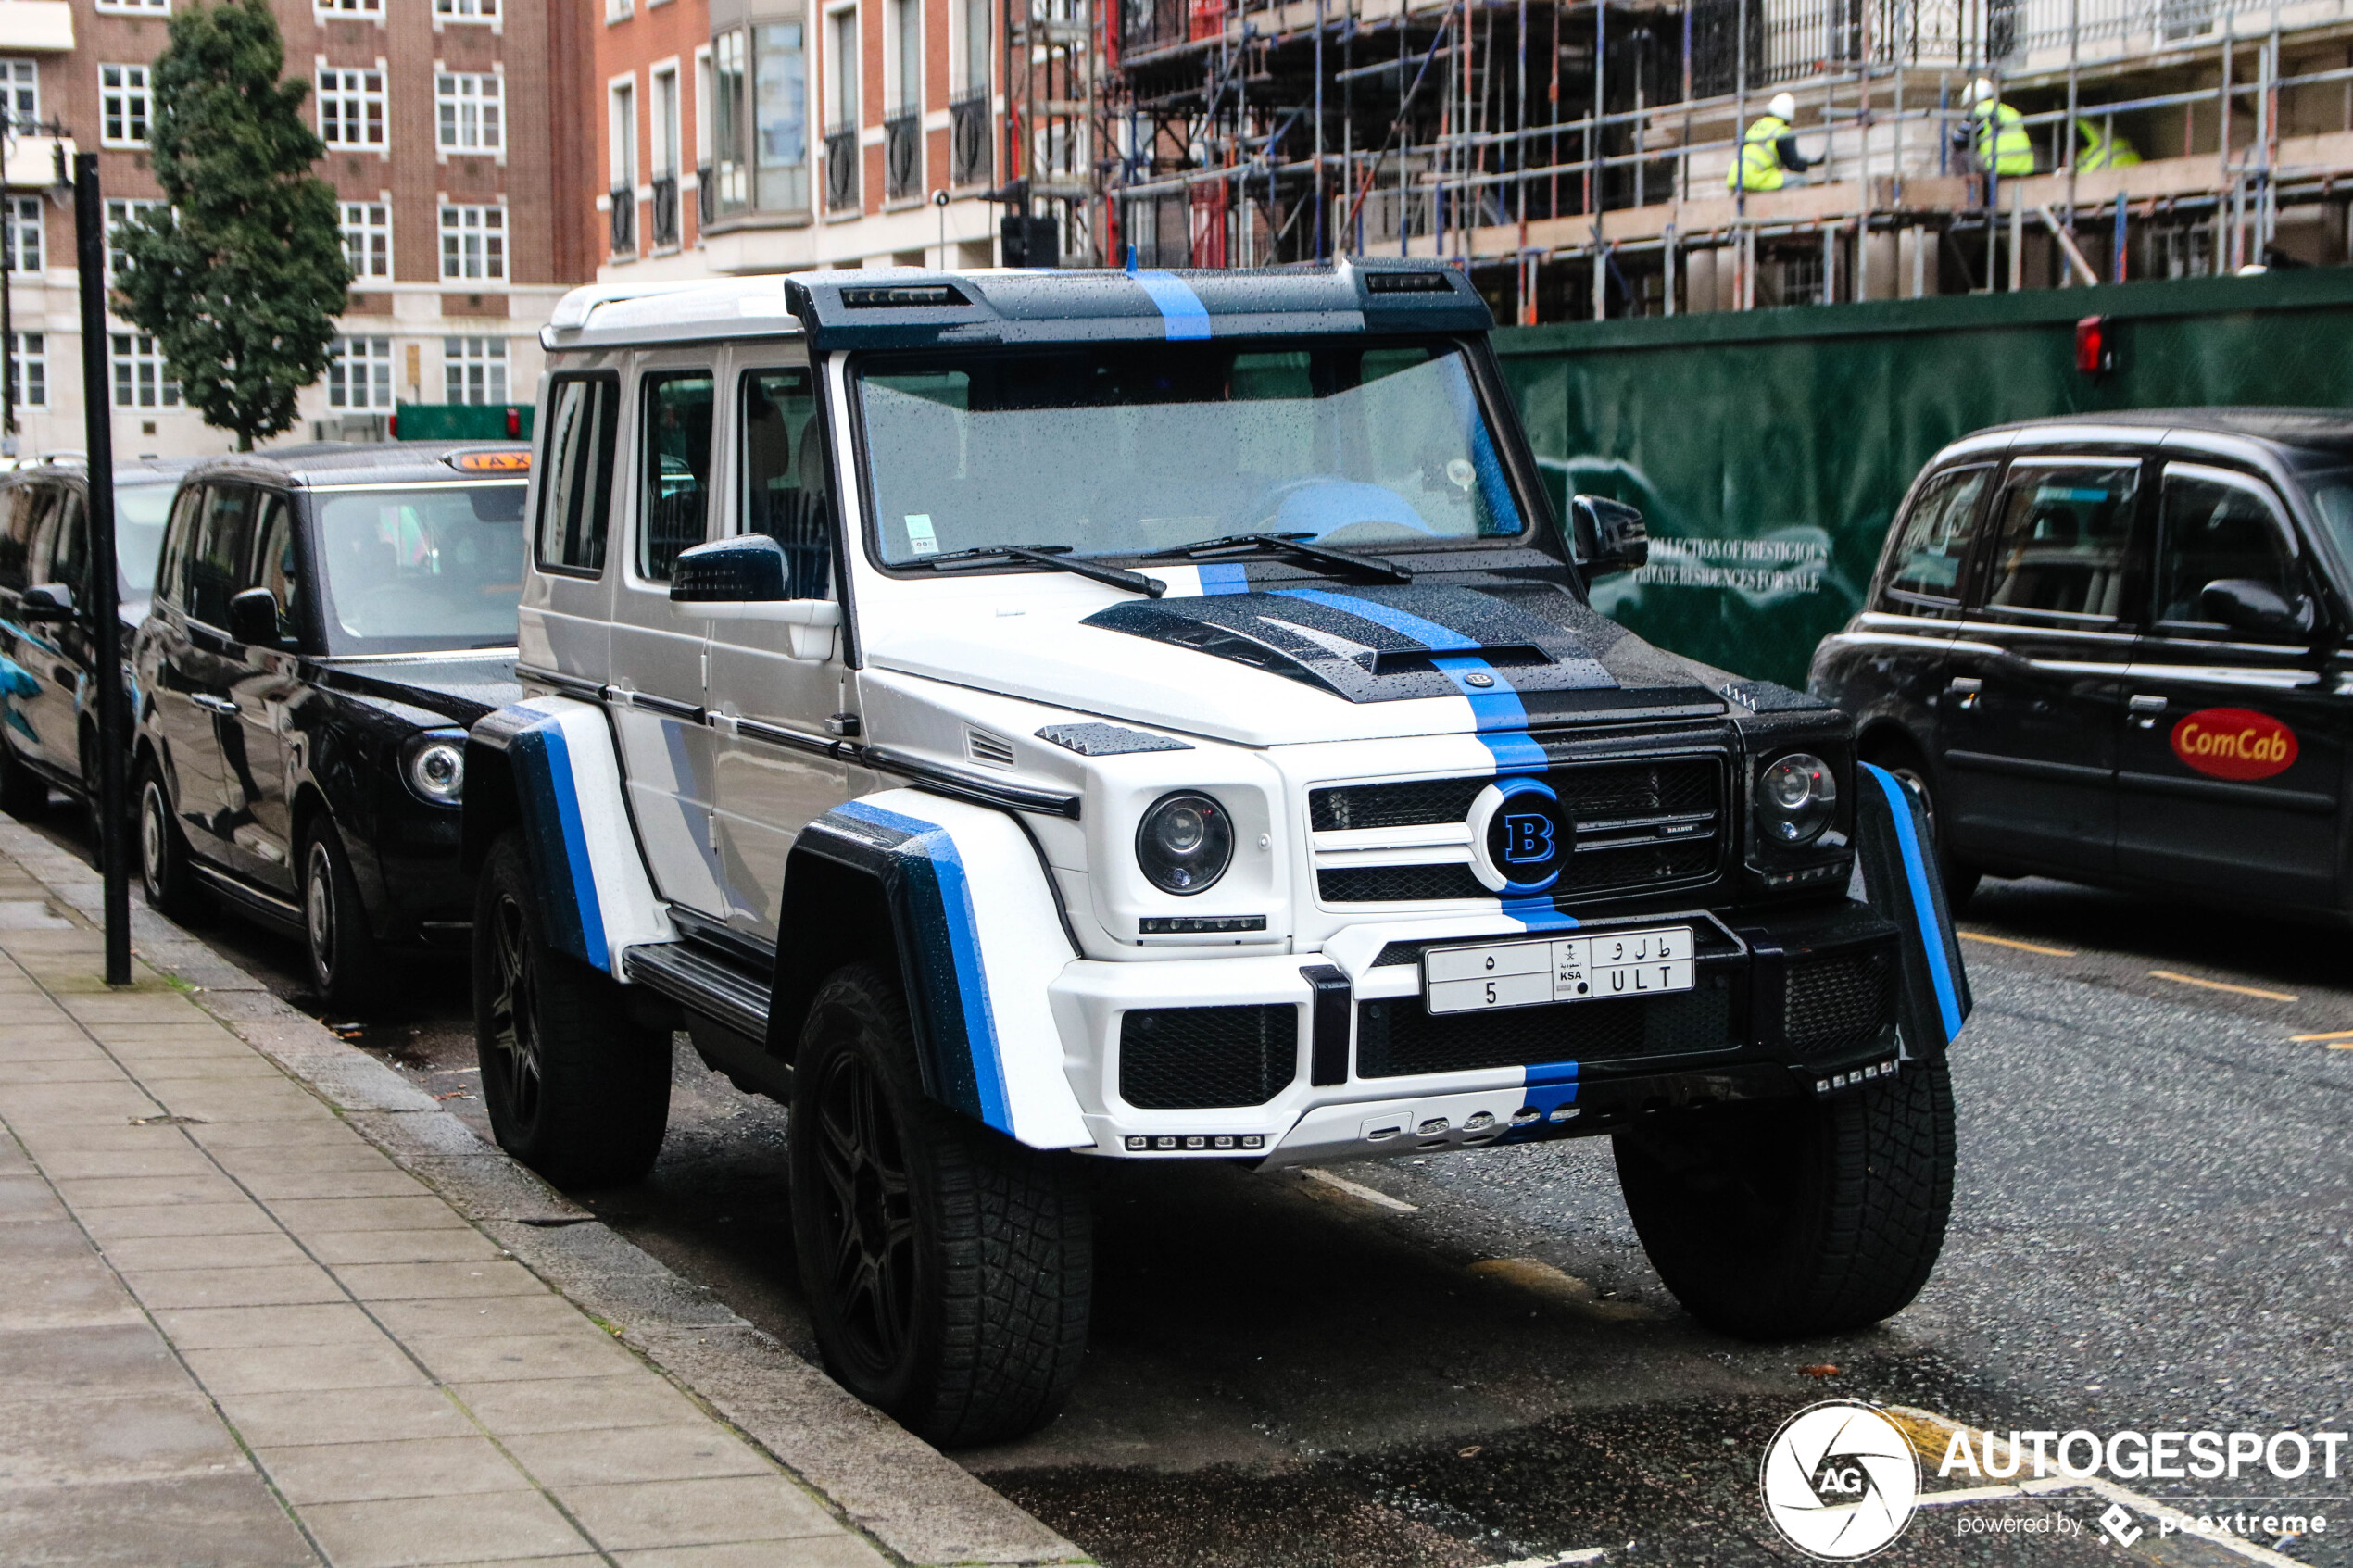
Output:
[
  {"xmin": 1300, "ymin": 1166, "xmax": 1419, "ymax": 1211},
  {"xmin": 1497, "ymin": 1550, "xmax": 1608, "ymax": 1567}
]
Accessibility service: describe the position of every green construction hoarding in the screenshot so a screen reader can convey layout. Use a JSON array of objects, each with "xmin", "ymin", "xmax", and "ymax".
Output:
[{"xmin": 1491, "ymin": 267, "xmax": 2353, "ymax": 689}]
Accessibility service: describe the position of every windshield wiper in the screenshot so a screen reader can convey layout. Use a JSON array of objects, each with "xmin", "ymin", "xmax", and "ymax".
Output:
[
  {"xmin": 913, "ymin": 543, "xmax": 1165, "ymax": 598},
  {"xmin": 1160, "ymin": 532, "xmax": 1413, "ymax": 584}
]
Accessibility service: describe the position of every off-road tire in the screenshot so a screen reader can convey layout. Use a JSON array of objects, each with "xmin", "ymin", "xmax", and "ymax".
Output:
[
  {"xmin": 303, "ymin": 822, "xmax": 388, "ymax": 1013},
  {"xmin": 472, "ymin": 831, "xmax": 672, "ymax": 1187},
  {"xmin": 136, "ymin": 763, "xmax": 208, "ymax": 922},
  {"xmin": 0, "ymin": 737, "xmax": 47, "ymax": 818},
  {"xmin": 789, "ymin": 962, "xmax": 1091, "ymax": 1447},
  {"xmin": 1860, "ymin": 736, "xmax": 1980, "ymax": 909},
  {"xmin": 1615, "ymin": 1060, "xmax": 1956, "ymax": 1340}
]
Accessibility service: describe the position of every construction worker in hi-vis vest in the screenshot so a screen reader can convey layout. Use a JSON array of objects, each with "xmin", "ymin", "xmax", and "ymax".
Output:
[
  {"xmin": 1727, "ymin": 93, "xmax": 1815, "ymax": 193},
  {"xmin": 1961, "ymin": 78, "xmax": 2036, "ymax": 176},
  {"xmin": 2073, "ymin": 118, "xmax": 2141, "ymax": 170}
]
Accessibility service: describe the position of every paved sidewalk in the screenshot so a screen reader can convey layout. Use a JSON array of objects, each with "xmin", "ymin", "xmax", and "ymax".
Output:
[{"xmin": 0, "ymin": 846, "xmax": 913, "ymax": 1567}]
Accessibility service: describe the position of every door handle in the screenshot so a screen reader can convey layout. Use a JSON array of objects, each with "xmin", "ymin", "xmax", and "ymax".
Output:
[
  {"xmin": 1945, "ymin": 675, "xmax": 1982, "ymax": 709},
  {"xmin": 2129, "ymin": 693, "xmax": 2167, "ymax": 728},
  {"xmin": 192, "ymin": 694, "xmax": 240, "ymax": 715}
]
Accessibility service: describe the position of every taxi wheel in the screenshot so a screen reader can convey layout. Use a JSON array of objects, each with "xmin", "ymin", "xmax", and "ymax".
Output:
[
  {"xmin": 1613, "ymin": 1059, "xmax": 1956, "ymax": 1340},
  {"xmin": 472, "ymin": 832, "xmax": 672, "ymax": 1188},
  {"xmin": 136, "ymin": 764, "xmax": 209, "ymax": 922},
  {"xmin": 789, "ymin": 961, "xmax": 1092, "ymax": 1448},
  {"xmin": 0, "ymin": 737, "xmax": 47, "ymax": 819},
  {"xmin": 302, "ymin": 823, "xmax": 388, "ymax": 1013},
  {"xmin": 1863, "ymin": 742, "xmax": 1979, "ymax": 909}
]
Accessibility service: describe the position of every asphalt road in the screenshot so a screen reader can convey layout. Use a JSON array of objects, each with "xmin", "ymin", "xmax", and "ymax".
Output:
[{"xmin": 42, "ymin": 803, "xmax": 2353, "ymax": 1568}]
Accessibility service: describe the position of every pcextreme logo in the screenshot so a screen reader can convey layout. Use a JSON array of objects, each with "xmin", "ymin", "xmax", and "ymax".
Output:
[
  {"xmin": 1760, "ymin": 1401, "xmax": 1922, "ymax": 1560},
  {"xmin": 2171, "ymin": 708, "xmax": 2297, "ymax": 782}
]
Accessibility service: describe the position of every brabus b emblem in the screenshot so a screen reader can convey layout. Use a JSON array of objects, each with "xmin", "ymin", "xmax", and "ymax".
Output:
[{"xmin": 1502, "ymin": 813, "xmax": 1555, "ymax": 864}]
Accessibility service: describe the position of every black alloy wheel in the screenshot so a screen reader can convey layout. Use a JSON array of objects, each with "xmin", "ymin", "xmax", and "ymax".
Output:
[
  {"xmin": 482, "ymin": 882, "xmax": 546, "ymax": 1134},
  {"xmin": 810, "ymin": 1045, "xmax": 917, "ymax": 1383}
]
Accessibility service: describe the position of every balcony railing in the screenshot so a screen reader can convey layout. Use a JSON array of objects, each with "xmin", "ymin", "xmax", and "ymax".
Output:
[
  {"xmin": 608, "ymin": 186, "xmax": 635, "ymax": 256},
  {"xmin": 696, "ymin": 163, "xmax": 715, "ymax": 230},
  {"xmin": 824, "ymin": 121, "xmax": 860, "ymax": 213},
  {"xmin": 885, "ymin": 109, "xmax": 921, "ymax": 201},
  {"xmin": 650, "ymin": 173, "xmax": 680, "ymax": 247},
  {"xmin": 950, "ymin": 90, "xmax": 990, "ymax": 188}
]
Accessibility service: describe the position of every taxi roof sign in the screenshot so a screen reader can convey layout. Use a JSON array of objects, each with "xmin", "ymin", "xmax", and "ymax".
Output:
[{"xmin": 447, "ymin": 449, "xmax": 532, "ymax": 473}]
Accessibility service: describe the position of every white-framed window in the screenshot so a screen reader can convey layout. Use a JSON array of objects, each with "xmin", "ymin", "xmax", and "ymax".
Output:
[
  {"xmin": 609, "ymin": 78, "xmax": 636, "ymax": 189},
  {"xmin": 327, "ymin": 336, "xmax": 394, "ymax": 408},
  {"xmin": 314, "ymin": 0, "xmax": 382, "ymax": 18},
  {"xmin": 100, "ymin": 65, "xmax": 152, "ymax": 147},
  {"xmin": 95, "ymin": 0, "xmax": 170, "ymax": 14},
  {"xmin": 438, "ymin": 203, "xmax": 505, "ymax": 279},
  {"xmin": 889, "ymin": 0, "xmax": 918, "ymax": 115},
  {"xmin": 444, "ymin": 336, "xmax": 507, "ymax": 404},
  {"xmin": 0, "ymin": 60, "xmax": 38, "ymax": 131},
  {"xmin": 105, "ymin": 197, "xmax": 165, "ymax": 283},
  {"xmin": 110, "ymin": 332, "xmax": 180, "ymax": 408},
  {"xmin": 3, "ymin": 196, "xmax": 40, "ymax": 275},
  {"xmin": 340, "ymin": 200, "xmax": 391, "ymax": 280},
  {"xmin": 318, "ymin": 65, "xmax": 386, "ymax": 147},
  {"xmin": 607, "ymin": 0, "xmax": 633, "ymax": 22},
  {"xmin": 959, "ymin": 0, "xmax": 988, "ymax": 93},
  {"xmin": 652, "ymin": 65, "xmax": 680, "ymax": 179},
  {"xmin": 826, "ymin": 6, "xmax": 859, "ymax": 131},
  {"xmin": 435, "ymin": 70, "xmax": 503, "ymax": 153},
  {"xmin": 8, "ymin": 333, "xmax": 45, "ymax": 408},
  {"xmin": 694, "ymin": 44, "xmax": 713, "ymax": 169},
  {"xmin": 434, "ymin": 0, "xmax": 498, "ymax": 19}
]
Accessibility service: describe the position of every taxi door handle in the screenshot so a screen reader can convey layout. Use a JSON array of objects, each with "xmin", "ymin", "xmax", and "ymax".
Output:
[
  {"xmin": 1945, "ymin": 675, "xmax": 1982, "ymax": 709},
  {"xmin": 2128, "ymin": 693, "xmax": 2166, "ymax": 728}
]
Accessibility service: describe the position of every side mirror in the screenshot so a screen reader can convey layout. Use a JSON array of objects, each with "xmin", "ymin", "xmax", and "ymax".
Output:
[
  {"xmin": 672, "ymin": 535, "xmax": 788, "ymax": 604},
  {"xmin": 19, "ymin": 583, "xmax": 72, "ymax": 621},
  {"xmin": 2198, "ymin": 578, "xmax": 2313, "ymax": 638},
  {"xmin": 226, "ymin": 586, "xmax": 285, "ymax": 648},
  {"xmin": 1569, "ymin": 494, "xmax": 1649, "ymax": 576}
]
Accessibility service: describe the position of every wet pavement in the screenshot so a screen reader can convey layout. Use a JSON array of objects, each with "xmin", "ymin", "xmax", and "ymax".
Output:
[{"xmin": 42, "ymin": 801, "xmax": 2353, "ymax": 1568}]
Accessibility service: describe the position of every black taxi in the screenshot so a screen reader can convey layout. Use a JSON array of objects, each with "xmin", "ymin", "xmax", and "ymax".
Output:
[
  {"xmin": 1809, "ymin": 408, "xmax": 2351, "ymax": 914},
  {"xmin": 132, "ymin": 443, "xmax": 527, "ymax": 1007}
]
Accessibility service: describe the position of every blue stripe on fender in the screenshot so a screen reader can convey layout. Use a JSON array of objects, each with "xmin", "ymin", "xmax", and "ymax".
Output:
[
  {"xmin": 1134, "ymin": 270, "xmax": 1213, "ymax": 340},
  {"xmin": 512, "ymin": 721, "xmax": 607, "ymax": 969},
  {"xmin": 834, "ymin": 798, "xmax": 1014, "ymax": 1133},
  {"xmin": 1861, "ymin": 762, "xmax": 1964, "ymax": 1046}
]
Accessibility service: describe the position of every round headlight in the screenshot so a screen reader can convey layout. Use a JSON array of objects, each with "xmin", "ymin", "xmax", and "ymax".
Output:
[
  {"xmin": 1755, "ymin": 753, "xmax": 1836, "ymax": 846},
  {"xmin": 1136, "ymin": 791, "xmax": 1234, "ymax": 896},
  {"xmin": 403, "ymin": 736, "xmax": 466, "ymax": 806}
]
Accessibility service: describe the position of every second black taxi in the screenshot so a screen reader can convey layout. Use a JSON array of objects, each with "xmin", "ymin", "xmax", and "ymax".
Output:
[
  {"xmin": 1811, "ymin": 408, "xmax": 2351, "ymax": 918},
  {"xmin": 132, "ymin": 443, "xmax": 528, "ymax": 1006}
]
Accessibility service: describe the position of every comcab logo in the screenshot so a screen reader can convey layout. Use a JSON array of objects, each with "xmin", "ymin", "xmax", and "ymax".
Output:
[
  {"xmin": 1760, "ymin": 1401, "xmax": 1922, "ymax": 1560},
  {"xmin": 2171, "ymin": 708, "xmax": 2297, "ymax": 782}
]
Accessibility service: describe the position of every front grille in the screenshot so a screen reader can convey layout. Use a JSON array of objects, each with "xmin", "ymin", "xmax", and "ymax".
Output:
[
  {"xmin": 1356, "ymin": 986, "xmax": 1735, "ymax": 1078},
  {"xmin": 1312, "ymin": 757, "xmax": 1724, "ymax": 906},
  {"xmin": 1118, "ymin": 1004, "xmax": 1298, "ymax": 1109},
  {"xmin": 1784, "ymin": 949, "xmax": 1895, "ymax": 1057}
]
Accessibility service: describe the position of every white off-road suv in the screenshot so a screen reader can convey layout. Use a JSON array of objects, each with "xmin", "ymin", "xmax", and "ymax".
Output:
[{"xmin": 465, "ymin": 260, "xmax": 1971, "ymax": 1446}]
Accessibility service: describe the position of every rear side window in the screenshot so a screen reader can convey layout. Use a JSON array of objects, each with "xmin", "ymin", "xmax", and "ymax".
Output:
[
  {"xmin": 1881, "ymin": 465, "xmax": 1989, "ymax": 606},
  {"xmin": 536, "ymin": 373, "xmax": 620, "ymax": 576},
  {"xmin": 639, "ymin": 370, "xmax": 715, "ymax": 582},
  {"xmin": 1982, "ymin": 461, "xmax": 2141, "ymax": 621},
  {"xmin": 186, "ymin": 485, "xmax": 257, "ymax": 629}
]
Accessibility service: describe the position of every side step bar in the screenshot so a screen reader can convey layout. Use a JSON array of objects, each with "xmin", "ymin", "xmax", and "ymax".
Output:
[{"xmin": 622, "ymin": 939, "xmax": 792, "ymax": 1101}]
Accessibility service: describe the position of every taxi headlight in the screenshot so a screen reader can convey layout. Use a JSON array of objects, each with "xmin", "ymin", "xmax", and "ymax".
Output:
[
  {"xmin": 1755, "ymin": 753, "xmax": 1836, "ymax": 846},
  {"xmin": 1136, "ymin": 791, "xmax": 1233, "ymax": 896},
  {"xmin": 402, "ymin": 734, "xmax": 466, "ymax": 806}
]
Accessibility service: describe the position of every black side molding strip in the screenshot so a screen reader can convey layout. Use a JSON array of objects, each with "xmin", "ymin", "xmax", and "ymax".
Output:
[{"xmin": 862, "ymin": 746, "xmax": 1083, "ymax": 820}]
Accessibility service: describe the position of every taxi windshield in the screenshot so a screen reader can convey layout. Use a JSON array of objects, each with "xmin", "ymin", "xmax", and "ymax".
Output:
[
  {"xmin": 854, "ymin": 339, "xmax": 1528, "ymax": 567},
  {"xmin": 308, "ymin": 483, "xmax": 525, "ymax": 654}
]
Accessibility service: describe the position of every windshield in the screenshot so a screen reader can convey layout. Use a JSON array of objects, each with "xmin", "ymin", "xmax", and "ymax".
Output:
[
  {"xmin": 856, "ymin": 339, "xmax": 1528, "ymax": 567},
  {"xmin": 309, "ymin": 483, "xmax": 525, "ymax": 654},
  {"xmin": 115, "ymin": 482, "xmax": 176, "ymax": 597}
]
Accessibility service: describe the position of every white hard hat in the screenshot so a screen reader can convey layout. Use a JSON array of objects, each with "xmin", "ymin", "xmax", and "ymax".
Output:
[
  {"xmin": 1768, "ymin": 92, "xmax": 1797, "ymax": 122},
  {"xmin": 1969, "ymin": 77, "xmax": 1997, "ymax": 104}
]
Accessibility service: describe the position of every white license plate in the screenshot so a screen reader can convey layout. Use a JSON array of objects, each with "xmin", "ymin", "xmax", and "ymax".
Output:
[{"xmin": 1423, "ymin": 925, "xmax": 1695, "ymax": 1016}]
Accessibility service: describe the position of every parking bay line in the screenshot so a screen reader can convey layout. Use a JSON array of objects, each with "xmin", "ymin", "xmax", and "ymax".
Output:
[
  {"xmin": 2289, "ymin": 1028, "xmax": 2353, "ymax": 1043},
  {"xmin": 1889, "ymin": 1407, "xmax": 2312, "ymax": 1568},
  {"xmin": 1300, "ymin": 1166, "xmax": 1420, "ymax": 1212},
  {"xmin": 1960, "ymin": 931, "xmax": 2081, "ymax": 958},
  {"xmin": 2147, "ymin": 970, "xmax": 2300, "ymax": 1003}
]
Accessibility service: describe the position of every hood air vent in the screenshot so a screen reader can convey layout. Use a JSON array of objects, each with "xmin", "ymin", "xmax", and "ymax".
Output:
[{"xmin": 966, "ymin": 727, "xmax": 1017, "ymax": 769}]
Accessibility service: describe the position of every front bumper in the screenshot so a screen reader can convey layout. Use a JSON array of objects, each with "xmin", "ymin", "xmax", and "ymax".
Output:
[{"xmin": 1049, "ymin": 897, "xmax": 1904, "ymax": 1164}]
